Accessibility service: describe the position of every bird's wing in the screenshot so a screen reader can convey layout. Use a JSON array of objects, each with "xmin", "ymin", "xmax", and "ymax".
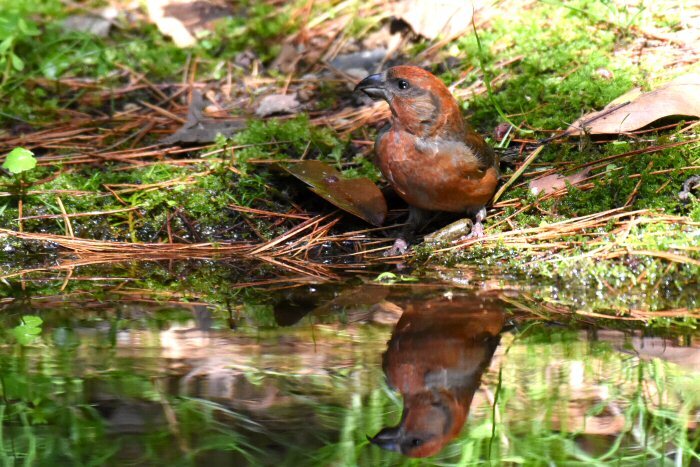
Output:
[
  {"xmin": 411, "ymin": 135, "xmax": 497, "ymax": 180},
  {"xmin": 463, "ymin": 129, "xmax": 498, "ymax": 172}
]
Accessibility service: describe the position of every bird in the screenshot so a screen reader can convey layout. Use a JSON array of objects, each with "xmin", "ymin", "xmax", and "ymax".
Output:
[
  {"xmin": 354, "ymin": 65, "xmax": 499, "ymax": 252},
  {"xmin": 367, "ymin": 295, "xmax": 505, "ymax": 457}
]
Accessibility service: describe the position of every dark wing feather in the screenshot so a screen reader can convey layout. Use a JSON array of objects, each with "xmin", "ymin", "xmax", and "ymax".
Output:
[{"xmin": 464, "ymin": 128, "xmax": 498, "ymax": 172}]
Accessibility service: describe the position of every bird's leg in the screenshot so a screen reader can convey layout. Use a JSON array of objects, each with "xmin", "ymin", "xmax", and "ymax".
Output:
[
  {"xmin": 385, "ymin": 206, "xmax": 429, "ymax": 256},
  {"xmin": 385, "ymin": 238, "xmax": 409, "ymax": 256}
]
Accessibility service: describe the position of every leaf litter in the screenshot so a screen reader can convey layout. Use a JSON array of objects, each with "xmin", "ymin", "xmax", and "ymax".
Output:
[
  {"xmin": 566, "ymin": 73, "xmax": 700, "ymax": 135},
  {"xmin": 529, "ymin": 168, "xmax": 591, "ymax": 195},
  {"xmin": 281, "ymin": 160, "xmax": 387, "ymax": 227}
]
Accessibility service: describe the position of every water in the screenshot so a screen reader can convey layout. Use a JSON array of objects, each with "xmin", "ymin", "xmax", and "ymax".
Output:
[{"xmin": 0, "ymin": 264, "xmax": 698, "ymax": 466}]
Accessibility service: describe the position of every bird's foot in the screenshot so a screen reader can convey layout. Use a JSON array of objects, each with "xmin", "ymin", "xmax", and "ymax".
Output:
[
  {"xmin": 463, "ymin": 220, "xmax": 485, "ymax": 239},
  {"xmin": 384, "ymin": 238, "xmax": 409, "ymax": 256},
  {"xmin": 460, "ymin": 207, "xmax": 487, "ymax": 240}
]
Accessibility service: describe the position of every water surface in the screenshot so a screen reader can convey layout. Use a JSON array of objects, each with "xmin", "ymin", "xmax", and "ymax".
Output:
[{"xmin": 0, "ymin": 264, "xmax": 698, "ymax": 466}]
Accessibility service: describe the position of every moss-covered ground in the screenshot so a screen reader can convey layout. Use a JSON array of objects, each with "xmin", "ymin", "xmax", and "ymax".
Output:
[{"xmin": 0, "ymin": 0, "xmax": 698, "ymax": 316}]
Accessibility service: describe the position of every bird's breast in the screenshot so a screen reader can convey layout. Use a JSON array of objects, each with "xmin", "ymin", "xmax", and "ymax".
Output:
[{"xmin": 376, "ymin": 130, "xmax": 498, "ymax": 212}]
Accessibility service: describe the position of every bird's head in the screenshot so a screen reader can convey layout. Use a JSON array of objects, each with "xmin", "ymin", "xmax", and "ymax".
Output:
[
  {"xmin": 368, "ymin": 391, "xmax": 468, "ymax": 458},
  {"xmin": 354, "ymin": 65, "xmax": 465, "ymax": 139}
]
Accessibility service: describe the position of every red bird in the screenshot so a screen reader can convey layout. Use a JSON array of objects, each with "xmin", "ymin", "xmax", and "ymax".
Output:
[
  {"xmin": 354, "ymin": 66, "xmax": 499, "ymax": 250},
  {"xmin": 368, "ymin": 295, "xmax": 505, "ymax": 457}
]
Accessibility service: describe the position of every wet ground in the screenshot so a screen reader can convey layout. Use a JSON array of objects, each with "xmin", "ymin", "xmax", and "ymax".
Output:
[{"xmin": 0, "ymin": 261, "xmax": 698, "ymax": 466}]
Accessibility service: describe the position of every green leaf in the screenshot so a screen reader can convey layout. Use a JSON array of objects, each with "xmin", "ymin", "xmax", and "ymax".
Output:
[
  {"xmin": 2, "ymin": 147, "xmax": 37, "ymax": 174},
  {"xmin": 22, "ymin": 315, "xmax": 43, "ymax": 327},
  {"xmin": 0, "ymin": 36, "xmax": 13, "ymax": 54},
  {"xmin": 12, "ymin": 315, "xmax": 43, "ymax": 345},
  {"xmin": 374, "ymin": 272, "xmax": 397, "ymax": 283},
  {"xmin": 13, "ymin": 325, "xmax": 42, "ymax": 345},
  {"xmin": 17, "ymin": 18, "xmax": 40, "ymax": 36},
  {"xmin": 17, "ymin": 18, "xmax": 29, "ymax": 34},
  {"xmin": 10, "ymin": 52, "xmax": 23, "ymax": 71}
]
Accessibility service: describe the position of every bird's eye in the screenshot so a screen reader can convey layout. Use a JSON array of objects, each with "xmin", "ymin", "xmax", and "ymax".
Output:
[
  {"xmin": 411, "ymin": 438, "xmax": 423, "ymax": 447},
  {"xmin": 398, "ymin": 79, "xmax": 410, "ymax": 90}
]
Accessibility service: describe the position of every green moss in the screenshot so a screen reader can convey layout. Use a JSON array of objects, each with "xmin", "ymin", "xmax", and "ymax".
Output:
[
  {"xmin": 401, "ymin": 0, "xmax": 696, "ymax": 295},
  {"xmin": 1, "ymin": 0, "xmax": 698, "ymax": 313},
  {"xmin": 231, "ymin": 115, "xmax": 341, "ymax": 169},
  {"xmin": 203, "ymin": 3, "xmax": 297, "ymax": 62},
  {"xmin": 451, "ymin": 2, "xmax": 639, "ymax": 131},
  {"xmin": 0, "ymin": 0, "xmax": 302, "ymax": 125},
  {"xmin": 0, "ymin": 112, "xmax": 377, "ymax": 243}
]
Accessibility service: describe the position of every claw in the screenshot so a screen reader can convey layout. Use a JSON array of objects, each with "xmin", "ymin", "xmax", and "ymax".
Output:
[
  {"xmin": 464, "ymin": 221, "xmax": 484, "ymax": 239},
  {"xmin": 451, "ymin": 207, "xmax": 487, "ymax": 241},
  {"xmin": 385, "ymin": 238, "xmax": 409, "ymax": 256},
  {"xmin": 462, "ymin": 207, "xmax": 487, "ymax": 239}
]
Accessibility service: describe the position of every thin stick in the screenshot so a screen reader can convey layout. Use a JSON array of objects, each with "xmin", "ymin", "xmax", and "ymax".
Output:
[
  {"xmin": 55, "ymin": 196, "xmax": 74, "ymax": 238},
  {"xmin": 492, "ymin": 145, "xmax": 544, "ymax": 204},
  {"xmin": 21, "ymin": 206, "xmax": 138, "ymax": 220},
  {"xmin": 17, "ymin": 199, "xmax": 23, "ymax": 233}
]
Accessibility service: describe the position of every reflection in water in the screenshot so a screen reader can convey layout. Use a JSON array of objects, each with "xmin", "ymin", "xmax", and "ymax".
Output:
[
  {"xmin": 1, "ymin": 277, "xmax": 698, "ymax": 466},
  {"xmin": 369, "ymin": 295, "xmax": 505, "ymax": 457}
]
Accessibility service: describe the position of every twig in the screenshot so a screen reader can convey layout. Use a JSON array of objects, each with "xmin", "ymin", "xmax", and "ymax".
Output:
[
  {"xmin": 492, "ymin": 145, "xmax": 544, "ymax": 204},
  {"xmin": 55, "ymin": 196, "xmax": 74, "ymax": 238}
]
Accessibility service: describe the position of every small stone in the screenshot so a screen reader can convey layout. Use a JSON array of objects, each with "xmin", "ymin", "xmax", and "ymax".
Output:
[
  {"xmin": 595, "ymin": 68, "xmax": 614, "ymax": 80},
  {"xmin": 61, "ymin": 14, "xmax": 113, "ymax": 37},
  {"xmin": 255, "ymin": 94, "xmax": 301, "ymax": 117}
]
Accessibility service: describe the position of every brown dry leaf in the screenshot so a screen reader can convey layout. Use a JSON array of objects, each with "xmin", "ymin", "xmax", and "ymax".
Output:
[
  {"xmin": 281, "ymin": 160, "xmax": 387, "ymax": 226},
  {"xmin": 393, "ymin": 0, "xmax": 485, "ymax": 40},
  {"xmin": 147, "ymin": 0, "xmax": 232, "ymax": 47},
  {"xmin": 567, "ymin": 73, "xmax": 700, "ymax": 135},
  {"xmin": 529, "ymin": 168, "xmax": 591, "ymax": 195}
]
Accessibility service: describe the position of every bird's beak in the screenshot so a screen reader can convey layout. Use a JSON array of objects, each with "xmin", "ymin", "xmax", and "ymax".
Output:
[
  {"xmin": 354, "ymin": 73, "xmax": 387, "ymax": 100},
  {"xmin": 367, "ymin": 428, "xmax": 401, "ymax": 453}
]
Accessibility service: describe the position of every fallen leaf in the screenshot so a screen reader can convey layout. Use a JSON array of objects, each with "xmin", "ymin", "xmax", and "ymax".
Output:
[
  {"xmin": 147, "ymin": 0, "xmax": 232, "ymax": 47},
  {"xmin": 393, "ymin": 0, "xmax": 485, "ymax": 40},
  {"xmin": 369, "ymin": 300, "xmax": 404, "ymax": 325},
  {"xmin": 272, "ymin": 33, "xmax": 331, "ymax": 74},
  {"xmin": 255, "ymin": 94, "xmax": 301, "ymax": 118},
  {"xmin": 281, "ymin": 160, "xmax": 387, "ymax": 226},
  {"xmin": 566, "ymin": 73, "xmax": 700, "ymax": 135},
  {"xmin": 678, "ymin": 175, "xmax": 700, "ymax": 203},
  {"xmin": 271, "ymin": 42, "xmax": 300, "ymax": 74},
  {"xmin": 162, "ymin": 90, "xmax": 244, "ymax": 144},
  {"xmin": 61, "ymin": 8, "xmax": 117, "ymax": 37},
  {"xmin": 493, "ymin": 122, "xmax": 512, "ymax": 140},
  {"xmin": 529, "ymin": 168, "xmax": 591, "ymax": 195}
]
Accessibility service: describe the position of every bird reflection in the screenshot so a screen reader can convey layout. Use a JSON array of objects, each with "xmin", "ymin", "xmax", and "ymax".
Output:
[{"xmin": 369, "ymin": 294, "xmax": 505, "ymax": 458}]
